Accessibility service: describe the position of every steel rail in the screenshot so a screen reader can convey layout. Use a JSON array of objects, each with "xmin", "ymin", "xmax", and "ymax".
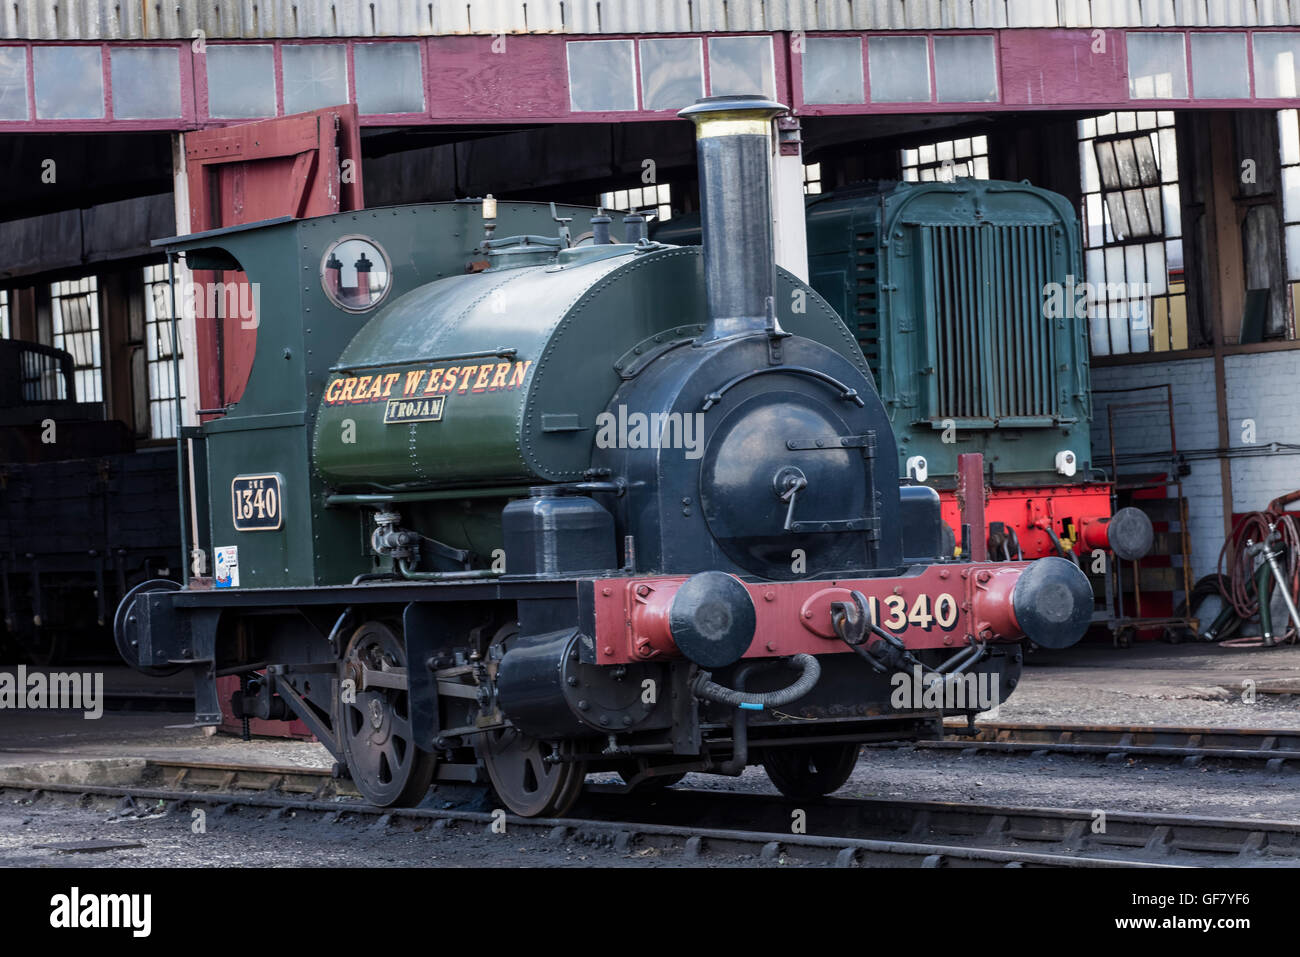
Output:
[
  {"xmin": 0, "ymin": 777, "xmax": 1158, "ymax": 869},
  {"xmin": 880, "ymin": 721, "xmax": 1300, "ymax": 772},
  {"xmin": 10, "ymin": 756, "xmax": 1299, "ymax": 867}
]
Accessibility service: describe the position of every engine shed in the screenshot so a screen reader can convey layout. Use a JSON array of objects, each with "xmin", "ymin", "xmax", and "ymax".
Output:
[{"xmin": 2, "ymin": 3, "xmax": 1299, "ymax": 654}]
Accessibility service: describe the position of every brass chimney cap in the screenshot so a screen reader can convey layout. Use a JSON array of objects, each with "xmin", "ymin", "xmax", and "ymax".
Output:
[{"xmin": 678, "ymin": 94, "xmax": 788, "ymax": 135}]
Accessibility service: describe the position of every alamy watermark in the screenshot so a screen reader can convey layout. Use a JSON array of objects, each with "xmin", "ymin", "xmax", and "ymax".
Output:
[
  {"xmin": 0, "ymin": 666, "xmax": 103, "ymax": 719},
  {"xmin": 151, "ymin": 279, "xmax": 260, "ymax": 328},
  {"xmin": 890, "ymin": 665, "xmax": 999, "ymax": 712},
  {"xmin": 50, "ymin": 887, "xmax": 151, "ymax": 937},
  {"xmin": 1042, "ymin": 275, "xmax": 1155, "ymax": 328},
  {"xmin": 594, "ymin": 405, "xmax": 705, "ymax": 460}
]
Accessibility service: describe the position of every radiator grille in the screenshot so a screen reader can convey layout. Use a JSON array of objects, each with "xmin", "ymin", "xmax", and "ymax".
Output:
[
  {"xmin": 852, "ymin": 228, "xmax": 881, "ymax": 385},
  {"xmin": 925, "ymin": 223, "xmax": 1058, "ymax": 423}
]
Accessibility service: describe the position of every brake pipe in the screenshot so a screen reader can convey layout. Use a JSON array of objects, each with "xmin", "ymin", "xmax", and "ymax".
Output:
[{"xmin": 691, "ymin": 653, "xmax": 822, "ymax": 711}]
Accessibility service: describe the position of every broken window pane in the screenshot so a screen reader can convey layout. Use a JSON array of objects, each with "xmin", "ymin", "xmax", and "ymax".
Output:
[
  {"xmin": 567, "ymin": 40, "xmax": 637, "ymax": 112},
  {"xmin": 206, "ymin": 45, "xmax": 276, "ymax": 118},
  {"xmin": 869, "ymin": 36, "xmax": 930, "ymax": 102},
  {"xmin": 1134, "ymin": 135, "xmax": 1159, "ymax": 184},
  {"xmin": 802, "ymin": 37, "xmax": 863, "ymax": 104},
  {"xmin": 639, "ymin": 38, "xmax": 704, "ymax": 110},
  {"xmin": 708, "ymin": 36, "xmax": 775, "ymax": 99},
  {"xmin": 355, "ymin": 42, "xmax": 423, "ymax": 115},
  {"xmin": 1122, "ymin": 189, "xmax": 1150, "ymax": 237},
  {"xmin": 1112, "ymin": 138, "xmax": 1141, "ymax": 188},
  {"xmin": 1127, "ymin": 32, "xmax": 1188, "ymax": 99},
  {"xmin": 282, "ymin": 44, "xmax": 348, "ymax": 115},
  {"xmin": 111, "ymin": 47, "xmax": 181, "ymax": 119},
  {"xmin": 1095, "ymin": 141, "xmax": 1120, "ymax": 190},
  {"xmin": 1095, "ymin": 133, "xmax": 1163, "ymax": 240},
  {"xmin": 1104, "ymin": 192, "xmax": 1131, "ymax": 240},
  {"xmin": 34, "ymin": 46, "xmax": 104, "ymax": 119},
  {"xmin": 0, "ymin": 46, "xmax": 29, "ymax": 120}
]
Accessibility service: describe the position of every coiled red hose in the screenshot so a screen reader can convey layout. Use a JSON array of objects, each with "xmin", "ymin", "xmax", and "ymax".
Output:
[{"xmin": 1216, "ymin": 509, "xmax": 1300, "ymax": 627}]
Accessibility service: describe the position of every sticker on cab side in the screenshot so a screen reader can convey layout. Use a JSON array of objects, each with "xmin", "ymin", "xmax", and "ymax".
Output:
[{"xmin": 215, "ymin": 546, "xmax": 240, "ymax": 588}]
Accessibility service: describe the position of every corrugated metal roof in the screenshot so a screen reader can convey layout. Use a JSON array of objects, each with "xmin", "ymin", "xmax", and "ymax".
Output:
[{"xmin": 1, "ymin": 0, "xmax": 1297, "ymax": 39}]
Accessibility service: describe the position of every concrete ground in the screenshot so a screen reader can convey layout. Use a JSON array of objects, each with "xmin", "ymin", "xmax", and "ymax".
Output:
[{"xmin": 1002, "ymin": 639, "xmax": 1300, "ymax": 729}]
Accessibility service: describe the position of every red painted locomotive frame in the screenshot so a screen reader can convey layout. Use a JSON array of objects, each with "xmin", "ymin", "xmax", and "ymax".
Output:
[{"xmin": 590, "ymin": 562, "xmax": 1031, "ymax": 666}]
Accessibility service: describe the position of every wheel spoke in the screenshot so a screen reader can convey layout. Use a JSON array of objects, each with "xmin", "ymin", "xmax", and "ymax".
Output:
[
  {"xmin": 339, "ymin": 621, "xmax": 436, "ymax": 808},
  {"xmin": 480, "ymin": 725, "xmax": 585, "ymax": 817}
]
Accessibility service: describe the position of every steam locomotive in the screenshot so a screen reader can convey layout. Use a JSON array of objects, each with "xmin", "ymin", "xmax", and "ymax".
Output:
[
  {"xmin": 656, "ymin": 179, "xmax": 1154, "ymax": 566},
  {"xmin": 115, "ymin": 96, "xmax": 1093, "ymax": 817}
]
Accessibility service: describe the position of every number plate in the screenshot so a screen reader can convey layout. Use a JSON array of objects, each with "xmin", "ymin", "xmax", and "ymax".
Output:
[{"xmin": 231, "ymin": 473, "xmax": 284, "ymax": 532}]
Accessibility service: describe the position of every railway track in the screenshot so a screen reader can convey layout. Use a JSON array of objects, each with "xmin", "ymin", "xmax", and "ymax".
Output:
[
  {"xmin": 6, "ymin": 757, "xmax": 1300, "ymax": 867},
  {"xmin": 881, "ymin": 721, "xmax": 1300, "ymax": 772}
]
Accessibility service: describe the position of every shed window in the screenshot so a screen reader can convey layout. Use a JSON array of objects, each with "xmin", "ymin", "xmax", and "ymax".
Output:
[
  {"xmin": 355, "ymin": 42, "xmax": 424, "ymax": 115},
  {"xmin": 933, "ymin": 35, "xmax": 998, "ymax": 103},
  {"xmin": 567, "ymin": 40, "xmax": 638, "ymax": 112},
  {"xmin": 34, "ymin": 46, "xmax": 104, "ymax": 120},
  {"xmin": 600, "ymin": 183, "xmax": 672, "ymax": 223},
  {"xmin": 639, "ymin": 38, "xmax": 704, "ymax": 111},
  {"xmin": 1255, "ymin": 33, "xmax": 1300, "ymax": 99},
  {"xmin": 868, "ymin": 36, "xmax": 930, "ymax": 103},
  {"xmin": 0, "ymin": 47, "xmax": 29, "ymax": 121},
  {"xmin": 50, "ymin": 277, "xmax": 102, "ymax": 403},
  {"xmin": 1127, "ymin": 33, "xmax": 1188, "ymax": 99},
  {"xmin": 708, "ymin": 36, "xmax": 776, "ymax": 99},
  {"xmin": 1190, "ymin": 33, "xmax": 1249, "ymax": 100},
  {"xmin": 1079, "ymin": 112, "xmax": 1185, "ymax": 356},
  {"xmin": 902, "ymin": 136, "xmax": 989, "ymax": 182},
  {"xmin": 111, "ymin": 47, "xmax": 181, "ymax": 119},
  {"xmin": 283, "ymin": 44, "xmax": 348, "ymax": 115},
  {"xmin": 206, "ymin": 45, "xmax": 277, "ymax": 119},
  {"xmin": 802, "ymin": 37, "xmax": 864, "ymax": 105},
  {"xmin": 143, "ymin": 265, "xmax": 187, "ymax": 440},
  {"xmin": 1279, "ymin": 110, "xmax": 1300, "ymax": 334}
]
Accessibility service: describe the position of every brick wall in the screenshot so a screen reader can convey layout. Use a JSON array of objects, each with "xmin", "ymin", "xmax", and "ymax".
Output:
[
  {"xmin": 1090, "ymin": 350, "xmax": 1300, "ymax": 585},
  {"xmin": 1091, "ymin": 358, "xmax": 1220, "ymax": 583},
  {"xmin": 1223, "ymin": 351, "xmax": 1300, "ymax": 513}
]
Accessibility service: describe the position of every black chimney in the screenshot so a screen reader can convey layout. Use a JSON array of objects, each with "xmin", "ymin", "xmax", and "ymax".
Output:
[{"xmin": 678, "ymin": 94, "xmax": 788, "ymax": 344}]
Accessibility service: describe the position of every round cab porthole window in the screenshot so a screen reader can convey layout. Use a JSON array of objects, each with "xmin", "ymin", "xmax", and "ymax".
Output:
[{"xmin": 321, "ymin": 236, "xmax": 392, "ymax": 312}]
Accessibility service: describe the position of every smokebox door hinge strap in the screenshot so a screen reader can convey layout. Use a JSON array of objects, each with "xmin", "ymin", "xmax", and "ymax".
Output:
[{"xmin": 764, "ymin": 295, "xmax": 791, "ymax": 365}]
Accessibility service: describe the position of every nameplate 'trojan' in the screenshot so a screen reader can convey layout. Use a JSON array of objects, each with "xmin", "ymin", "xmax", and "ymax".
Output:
[{"xmin": 383, "ymin": 396, "xmax": 445, "ymax": 424}]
